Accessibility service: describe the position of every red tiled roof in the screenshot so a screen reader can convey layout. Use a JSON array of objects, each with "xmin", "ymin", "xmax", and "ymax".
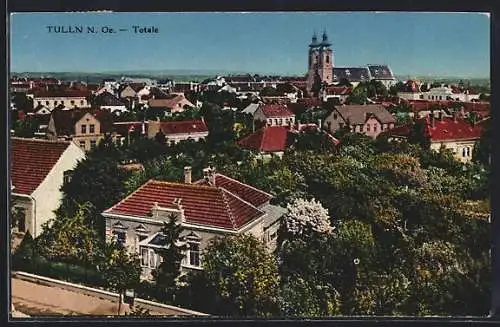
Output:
[
  {"xmin": 11, "ymin": 138, "xmax": 72, "ymax": 195},
  {"xmin": 194, "ymin": 173, "xmax": 272, "ymax": 207},
  {"xmin": 426, "ymin": 117, "xmax": 484, "ymax": 142},
  {"xmin": 238, "ymin": 126, "xmax": 290, "ymax": 152},
  {"xmin": 104, "ymin": 180, "xmax": 264, "ymax": 230},
  {"xmin": 159, "ymin": 119, "xmax": 208, "ymax": 135},
  {"xmin": 261, "ymin": 104, "xmax": 295, "ymax": 118},
  {"xmin": 387, "ymin": 117, "xmax": 484, "ymax": 142}
]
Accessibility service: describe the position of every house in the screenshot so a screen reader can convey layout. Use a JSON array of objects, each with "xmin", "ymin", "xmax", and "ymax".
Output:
[
  {"xmin": 385, "ymin": 114, "xmax": 486, "ymax": 163},
  {"xmin": 147, "ymin": 94, "xmax": 195, "ymax": 114},
  {"xmin": 398, "ymin": 85, "xmax": 481, "ymax": 102},
  {"xmin": 94, "ymin": 91, "xmax": 128, "ymax": 115},
  {"xmin": 147, "ymin": 119, "xmax": 209, "ymax": 145},
  {"xmin": 321, "ymin": 86, "xmax": 352, "ymax": 103},
  {"xmin": 30, "ymin": 89, "xmax": 90, "ymax": 111},
  {"xmin": 102, "ymin": 167, "xmax": 285, "ymax": 279},
  {"xmin": 238, "ymin": 126, "xmax": 291, "ymax": 157},
  {"xmin": 253, "ymin": 104, "xmax": 296, "ymax": 127},
  {"xmin": 11, "ymin": 138, "xmax": 86, "ymax": 238},
  {"xmin": 46, "ymin": 108, "xmax": 115, "ymax": 152},
  {"xmin": 323, "ymin": 104, "xmax": 396, "ymax": 138}
]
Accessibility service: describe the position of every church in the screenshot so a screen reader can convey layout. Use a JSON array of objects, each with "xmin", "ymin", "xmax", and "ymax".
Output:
[{"xmin": 306, "ymin": 31, "xmax": 398, "ymax": 93}]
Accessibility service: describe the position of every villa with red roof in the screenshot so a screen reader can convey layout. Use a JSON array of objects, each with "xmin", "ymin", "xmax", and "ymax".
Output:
[
  {"xmin": 147, "ymin": 119, "xmax": 209, "ymax": 145},
  {"xmin": 102, "ymin": 167, "xmax": 285, "ymax": 279},
  {"xmin": 253, "ymin": 104, "xmax": 296, "ymax": 127},
  {"xmin": 386, "ymin": 114, "xmax": 487, "ymax": 163},
  {"xmin": 11, "ymin": 138, "xmax": 86, "ymax": 238}
]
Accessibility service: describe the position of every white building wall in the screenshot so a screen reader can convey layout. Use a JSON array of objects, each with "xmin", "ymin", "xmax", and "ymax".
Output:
[{"xmin": 30, "ymin": 142, "xmax": 86, "ymax": 237}]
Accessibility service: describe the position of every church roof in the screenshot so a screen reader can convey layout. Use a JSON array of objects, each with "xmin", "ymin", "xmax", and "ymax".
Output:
[
  {"xmin": 367, "ymin": 65, "xmax": 396, "ymax": 80},
  {"xmin": 333, "ymin": 67, "xmax": 371, "ymax": 83}
]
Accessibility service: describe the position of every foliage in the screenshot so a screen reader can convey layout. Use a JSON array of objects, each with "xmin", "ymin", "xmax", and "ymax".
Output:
[
  {"xmin": 98, "ymin": 240, "xmax": 142, "ymax": 314},
  {"xmin": 37, "ymin": 202, "xmax": 101, "ymax": 265},
  {"xmin": 13, "ymin": 116, "xmax": 40, "ymax": 138},
  {"xmin": 281, "ymin": 197, "xmax": 333, "ymax": 239},
  {"xmin": 125, "ymin": 306, "xmax": 151, "ymax": 316},
  {"xmin": 152, "ymin": 214, "xmax": 188, "ymax": 303},
  {"xmin": 200, "ymin": 235, "xmax": 280, "ymax": 317}
]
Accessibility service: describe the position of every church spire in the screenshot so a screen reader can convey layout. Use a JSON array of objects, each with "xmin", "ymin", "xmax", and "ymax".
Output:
[
  {"xmin": 309, "ymin": 31, "xmax": 319, "ymax": 48},
  {"xmin": 321, "ymin": 29, "xmax": 331, "ymax": 47}
]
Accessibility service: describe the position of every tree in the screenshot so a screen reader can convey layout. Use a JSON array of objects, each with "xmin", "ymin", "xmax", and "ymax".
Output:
[
  {"xmin": 13, "ymin": 116, "xmax": 40, "ymax": 138},
  {"xmin": 201, "ymin": 234, "xmax": 280, "ymax": 317},
  {"xmin": 98, "ymin": 240, "xmax": 142, "ymax": 315},
  {"xmin": 37, "ymin": 202, "xmax": 101, "ymax": 267},
  {"xmin": 59, "ymin": 158, "xmax": 131, "ymax": 236},
  {"xmin": 280, "ymin": 197, "xmax": 333, "ymax": 240},
  {"xmin": 407, "ymin": 119, "xmax": 430, "ymax": 150},
  {"xmin": 151, "ymin": 214, "xmax": 187, "ymax": 303}
]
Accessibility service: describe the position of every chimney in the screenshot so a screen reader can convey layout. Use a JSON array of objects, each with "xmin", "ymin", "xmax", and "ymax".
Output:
[
  {"xmin": 203, "ymin": 167, "xmax": 216, "ymax": 185},
  {"xmin": 184, "ymin": 166, "xmax": 192, "ymax": 184}
]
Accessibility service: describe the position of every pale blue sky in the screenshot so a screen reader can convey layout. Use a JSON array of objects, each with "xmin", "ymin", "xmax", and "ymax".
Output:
[{"xmin": 10, "ymin": 12, "xmax": 490, "ymax": 78}]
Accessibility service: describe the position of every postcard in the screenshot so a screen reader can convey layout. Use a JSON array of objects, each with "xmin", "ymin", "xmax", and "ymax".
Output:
[{"xmin": 8, "ymin": 11, "xmax": 493, "ymax": 319}]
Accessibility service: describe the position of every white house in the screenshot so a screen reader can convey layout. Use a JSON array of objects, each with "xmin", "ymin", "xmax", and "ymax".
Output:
[
  {"xmin": 11, "ymin": 138, "xmax": 86, "ymax": 238},
  {"xmin": 102, "ymin": 167, "xmax": 285, "ymax": 279}
]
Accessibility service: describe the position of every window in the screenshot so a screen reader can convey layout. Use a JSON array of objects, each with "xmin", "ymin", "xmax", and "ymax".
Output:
[
  {"xmin": 462, "ymin": 148, "xmax": 466, "ymax": 158},
  {"xmin": 90, "ymin": 140, "xmax": 97, "ymax": 149},
  {"xmin": 63, "ymin": 170, "xmax": 73, "ymax": 185},
  {"xmin": 367, "ymin": 124, "xmax": 371, "ymax": 132},
  {"xmin": 70, "ymin": 100, "xmax": 75, "ymax": 105},
  {"xmin": 80, "ymin": 100, "xmax": 84, "ymax": 105},
  {"xmin": 419, "ymin": 94, "xmax": 424, "ymax": 99},
  {"xmin": 149, "ymin": 249, "xmax": 157, "ymax": 268},
  {"xmin": 374, "ymin": 125, "xmax": 377, "ymax": 132},
  {"xmin": 278, "ymin": 118, "xmax": 283, "ymax": 125},
  {"xmin": 141, "ymin": 247, "xmax": 148, "ymax": 266},
  {"xmin": 37, "ymin": 101, "xmax": 42, "ymax": 106},
  {"xmin": 89, "ymin": 124, "xmax": 95, "ymax": 133},
  {"xmin": 187, "ymin": 241, "xmax": 201, "ymax": 267},
  {"xmin": 45, "ymin": 101, "xmax": 49, "ymax": 105},
  {"xmin": 113, "ymin": 231, "xmax": 126, "ymax": 245},
  {"xmin": 13, "ymin": 206, "xmax": 26, "ymax": 233},
  {"xmin": 333, "ymin": 113, "xmax": 338, "ymax": 120},
  {"xmin": 326, "ymin": 56, "xmax": 330, "ymax": 63},
  {"xmin": 81, "ymin": 124, "xmax": 87, "ymax": 134},
  {"xmin": 79, "ymin": 141, "xmax": 86, "ymax": 149}
]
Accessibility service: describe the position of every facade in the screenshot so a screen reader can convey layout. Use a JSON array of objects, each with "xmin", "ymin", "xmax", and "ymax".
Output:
[
  {"xmin": 47, "ymin": 108, "xmax": 115, "ymax": 152},
  {"xmin": 11, "ymin": 138, "xmax": 86, "ymax": 238},
  {"xmin": 323, "ymin": 104, "xmax": 396, "ymax": 138},
  {"xmin": 398, "ymin": 86, "xmax": 481, "ymax": 102},
  {"xmin": 253, "ymin": 104, "xmax": 296, "ymax": 127},
  {"xmin": 102, "ymin": 167, "xmax": 284, "ymax": 279},
  {"xmin": 30, "ymin": 90, "xmax": 90, "ymax": 111},
  {"xmin": 147, "ymin": 119, "xmax": 209, "ymax": 145}
]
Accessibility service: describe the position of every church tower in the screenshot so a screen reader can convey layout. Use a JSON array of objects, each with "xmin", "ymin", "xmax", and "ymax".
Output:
[{"xmin": 306, "ymin": 30, "xmax": 334, "ymax": 94}]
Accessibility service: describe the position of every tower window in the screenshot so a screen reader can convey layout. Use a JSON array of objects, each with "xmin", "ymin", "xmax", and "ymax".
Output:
[{"xmin": 326, "ymin": 56, "xmax": 329, "ymax": 63}]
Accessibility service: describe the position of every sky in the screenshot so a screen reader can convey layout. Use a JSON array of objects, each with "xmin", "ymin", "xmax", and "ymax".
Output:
[{"xmin": 9, "ymin": 12, "xmax": 490, "ymax": 78}]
